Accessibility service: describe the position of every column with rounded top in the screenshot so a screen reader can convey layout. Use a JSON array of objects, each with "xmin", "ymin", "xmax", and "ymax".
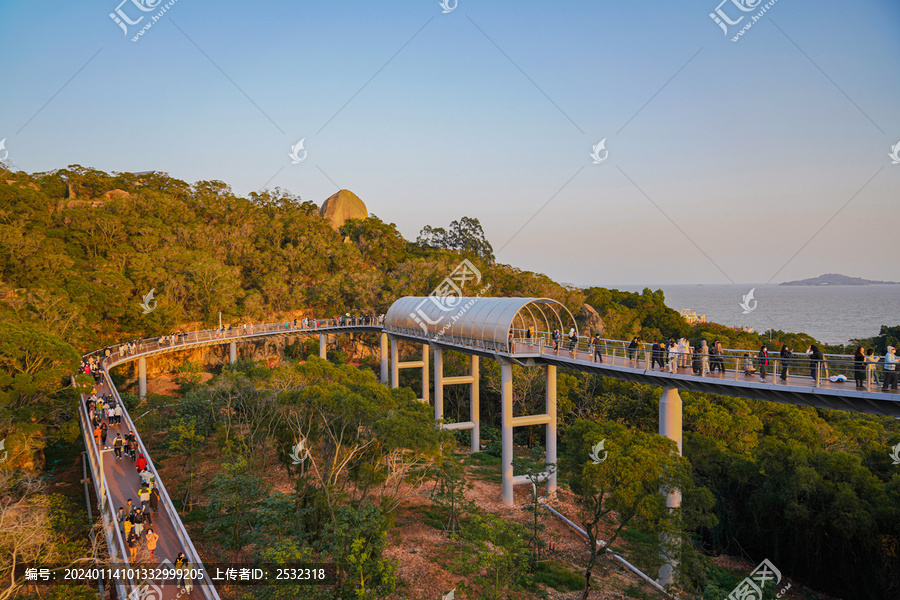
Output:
[
  {"xmin": 319, "ymin": 334, "xmax": 327, "ymax": 359},
  {"xmin": 138, "ymin": 357, "xmax": 147, "ymax": 399},
  {"xmin": 229, "ymin": 341, "xmax": 237, "ymax": 364},
  {"xmin": 433, "ymin": 346, "xmax": 443, "ymax": 422},
  {"xmin": 657, "ymin": 386, "xmax": 682, "ymax": 587},
  {"xmin": 390, "ymin": 337, "xmax": 399, "ymax": 389},
  {"xmin": 500, "ymin": 359, "xmax": 514, "ymax": 506},
  {"xmin": 380, "ymin": 333, "xmax": 388, "ymax": 384},
  {"xmin": 470, "ymin": 355, "xmax": 480, "ymax": 454},
  {"xmin": 546, "ymin": 364, "xmax": 557, "ymax": 495}
]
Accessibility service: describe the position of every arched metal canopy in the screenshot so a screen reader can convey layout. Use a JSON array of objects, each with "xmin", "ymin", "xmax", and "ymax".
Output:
[{"xmin": 384, "ymin": 296, "xmax": 577, "ymax": 352}]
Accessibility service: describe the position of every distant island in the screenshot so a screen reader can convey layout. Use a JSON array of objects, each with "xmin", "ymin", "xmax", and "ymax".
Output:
[{"xmin": 780, "ymin": 273, "xmax": 900, "ymax": 286}]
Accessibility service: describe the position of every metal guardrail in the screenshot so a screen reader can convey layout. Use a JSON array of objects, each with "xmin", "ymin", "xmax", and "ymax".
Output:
[
  {"xmin": 75, "ymin": 381, "xmax": 130, "ymax": 599},
  {"xmin": 98, "ymin": 368, "xmax": 222, "ymax": 600}
]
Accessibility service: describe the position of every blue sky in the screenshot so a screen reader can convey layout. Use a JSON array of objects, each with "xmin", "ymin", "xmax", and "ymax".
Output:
[{"xmin": 1, "ymin": 0, "xmax": 898, "ymax": 285}]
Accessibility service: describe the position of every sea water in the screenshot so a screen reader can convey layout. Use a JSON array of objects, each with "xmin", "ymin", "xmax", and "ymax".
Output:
[{"xmin": 609, "ymin": 284, "xmax": 900, "ymax": 345}]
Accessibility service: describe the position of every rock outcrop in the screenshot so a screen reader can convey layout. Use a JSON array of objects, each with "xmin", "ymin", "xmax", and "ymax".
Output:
[
  {"xmin": 319, "ymin": 189, "xmax": 367, "ymax": 229},
  {"xmin": 579, "ymin": 303, "xmax": 606, "ymax": 335}
]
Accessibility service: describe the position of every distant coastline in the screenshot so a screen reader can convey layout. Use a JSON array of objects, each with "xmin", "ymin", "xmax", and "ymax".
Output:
[{"xmin": 780, "ymin": 273, "xmax": 899, "ymax": 286}]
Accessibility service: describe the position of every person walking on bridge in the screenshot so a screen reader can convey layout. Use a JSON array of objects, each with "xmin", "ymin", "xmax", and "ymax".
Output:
[
  {"xmin": 627, "ymin": 337, "xmax": 639, "ymax": 362},
  {"xmin": 145, "ymin": 528, "xmax": 159, "ymax": 561},
  {"xmin": 882, "ymin": 346, "xmax": 898, "ymax": 391},
  {"xmin": 127, "ymin": 531, "xmax": 139, "ymax": 563},
  {"xmin": 113, "ymin": 434, "xmax": 123, "ymax": 460},
  {"xmin": 592, "ymin": 334, "xmax": 603, "ymax": 363},
  {"xmin": 136, "ymin": 453, "xmax": 147, "ymax": 473},
  {"xmin": 149, "ymin": 487, "xmax": 160, "ymax": 513},
  {"xmin": 552, "ymin": 329, "xmax": 560, "ymax": 355},
  {"xmin": 100, "ymin": 423, "xmax": 108, "ymax": 448}
]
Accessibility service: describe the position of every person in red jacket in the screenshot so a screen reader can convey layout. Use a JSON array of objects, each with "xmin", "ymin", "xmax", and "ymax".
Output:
[{"xmin": 135, "ymin": 454, "xmax": 147, "ymax": 472}]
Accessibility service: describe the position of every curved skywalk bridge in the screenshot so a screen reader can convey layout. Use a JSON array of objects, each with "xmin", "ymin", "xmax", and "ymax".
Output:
[{"xmin": 79, "ymin": 300, "xmax": 900, "ymax": 595}]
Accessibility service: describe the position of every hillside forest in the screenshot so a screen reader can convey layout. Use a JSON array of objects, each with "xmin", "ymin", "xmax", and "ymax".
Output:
[{"xmin": 1, "ymin": 165, "xmax": 899, "ymax": 600}]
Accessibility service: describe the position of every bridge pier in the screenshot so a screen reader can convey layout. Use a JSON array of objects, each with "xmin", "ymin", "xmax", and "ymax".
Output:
[
  {"xmin": 390, "ymin": 340, "xmax": 430, "ymax": 403},
  {"xmin": 657, "ymin": 386, "xmax": 683, "ymax": 587},
  {"xmin": 500, "ymin": 360, "xmax": 514, "ymax": 506},
  {"xmin": 380, "ymin": 333, "xmax": 388, "ymax": 384},
  {"xmin": 499, "ymin": 361, "xmax": 559, "ymax": 506},
  {"xmin": 433, "ymin": 346, "xmax": 444, "ymax": 422},
  {"xmin": 319, "ymin": 334, "xmax": 327, "ymax": 359},
  {"xmin": 390, "ymin": 336, "xmax": 399, "ymax": 388},
  {"xmin": 138, "ymin": 357, "xmax": 146, "ymax": 399},
  {"xmin": 546, "ymin": 364, "xmax": 557, "ymax": 495},
  {"xmin": 432, "ymin": 351, "xmax": 481, "ymax": 453},
  {"xmin": 229, "ymin": 341, "xmax": 237, "ymax": 364}
]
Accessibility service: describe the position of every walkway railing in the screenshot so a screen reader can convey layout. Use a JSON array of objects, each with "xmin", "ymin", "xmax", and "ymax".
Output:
[
  {"xmin": 506, "ymin": 332, "xmax": 894, "ymax": 393},
  {"xmin": 100, "ymin": 368, "xmax": 221, "ymax": 600},
  {"xmin": 75, "ymin": 386, "xmax": 130, "ymax": 599}
]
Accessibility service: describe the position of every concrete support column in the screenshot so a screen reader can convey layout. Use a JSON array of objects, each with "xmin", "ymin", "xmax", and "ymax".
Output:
[
  {"xmin": 421, "ymin": 344, "xmax": 430, "ymax": 404},
  {"xmin": 470, "ymin": 355, "xmax": 480, "ymax": 454},
  {"xmin": 138, "ymin": 357, "xmax": 147, "ymax": 399},
  {"xmin": 659, "ymin": 386, "xmax": 683, "ymax": 457},
  {"xmin": 657, "ymin": 386, "xmax": 683, "ymax": 587},
  {"xmin": 433, "ymin": 346, "xmax": 443, "ymax": 422},
  {"xmin": 545, "ymin": 364, "xmax": 558, "ymax": 495},
  {"xmin": 229, "ymin": 341, "xmax": 237, "ymax": 364},
  {"xmin": 319, "ymin": 334, "xmax": 327, "ymax": 359},
  {"xmin": 500, "ymin": 360, "xmax": 514, "ymax": 506},
  {"xmin": 380, "ymin": 333, "xmax": 389, "ymax": 384},
  {"xmin": 390, "ymin": 337, "xmax": 399, "ymax": 389}
]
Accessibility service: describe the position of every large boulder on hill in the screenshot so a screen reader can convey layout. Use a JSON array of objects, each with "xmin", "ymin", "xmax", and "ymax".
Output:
[
  {"xmin": 580, "ymin": 303, "xmax": 606, "ymax": 335},
  {"xmin": 319, "ymin": 189, "xmax": 367, "ymax": 229},
  {"xmin": 103, "ymin": 189, "xmax": 130, "ymax": 199}
]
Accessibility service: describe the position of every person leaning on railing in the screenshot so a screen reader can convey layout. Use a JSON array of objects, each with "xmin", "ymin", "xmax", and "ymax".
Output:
[{"xmin": 807, "ymin": 344, "xmax": 824, "ymax": 384}]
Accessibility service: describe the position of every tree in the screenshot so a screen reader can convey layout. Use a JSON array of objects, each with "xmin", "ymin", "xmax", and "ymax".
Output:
[
  {"xmin": 432, "ymin": 449, "xmax": 474, "ymax": 535},
  {"xmin": 166, "ymin": 418, "xmax": 205, "ymax": 511},
  {"xmin": 416, "ymin": 217, "xmax": 494, "ymax": 261},
  {"xmin": 204, "ymin": 455, "xmax": 267, "ymax": 549},
  {"xmin": 562, "ymin": 420, "xmax": 692, "ymax": 599}
]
